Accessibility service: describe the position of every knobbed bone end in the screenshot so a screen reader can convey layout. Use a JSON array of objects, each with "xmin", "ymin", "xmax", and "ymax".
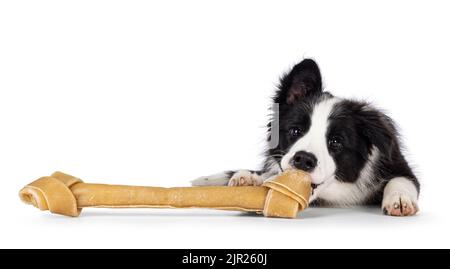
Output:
[
  {"xmin": 19, "ymin": 172, "xmax": 83, "ymax": 217},
  {"xmin": 262, "ymin": 170, "xmax": 311, "ymax": 218}
]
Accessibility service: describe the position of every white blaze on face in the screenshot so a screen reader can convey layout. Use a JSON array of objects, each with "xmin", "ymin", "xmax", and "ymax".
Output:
[{"xmin": 281, "ymin": 97, "xmax": 340, "ymax": 185}]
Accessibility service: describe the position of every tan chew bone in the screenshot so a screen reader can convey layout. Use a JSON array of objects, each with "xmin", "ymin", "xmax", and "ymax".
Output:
[{"xmin": 19, "ymin": 170, "xmax": 311, "ymax": 219}]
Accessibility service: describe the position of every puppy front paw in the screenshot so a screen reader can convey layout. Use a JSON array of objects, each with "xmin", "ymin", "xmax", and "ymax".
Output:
[
  {"xmin": 228, "ymin": 170, "xmax": 263, "ymax": 186},
  {"xmin": 382, "ymin": 192, "xmax": 419, "ymax": 216}
]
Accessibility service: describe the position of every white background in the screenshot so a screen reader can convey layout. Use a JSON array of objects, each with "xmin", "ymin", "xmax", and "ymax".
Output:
[{"xmin": 1, "ymin": 0, "xmax": 449, "ymax": 248}]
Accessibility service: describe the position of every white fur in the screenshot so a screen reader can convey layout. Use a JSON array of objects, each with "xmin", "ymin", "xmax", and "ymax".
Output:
[
  {"xmin": 383, "ymin": 177, "xmax": 418, "ymax": 200},
  {"xmin": 192, "ymin": 157, "xmax": 281, "ymax": 187},
  {"xmin": 191, "ymin": 171, "xmax": 231, "ymax": 186},
  {"xmin": 311, "ymin": 148, "xmax": 380, "ymax": 205},
  {"xmin": 281, "ymin": 97, "xmax": 340, "ymax": 185},
  {"xmin": 382, "ymin": 177, "xmax": 419, "ymax": 215},
  {"xmin": 228, "ymin": 170, "xmax": 263, "ymax": 186}
]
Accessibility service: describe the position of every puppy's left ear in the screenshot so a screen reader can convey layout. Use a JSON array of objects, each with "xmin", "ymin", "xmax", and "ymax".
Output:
[
  {"xmin": 275, "ymin": 59, "xmax": 323, "ymax": 105},
  {"xmin": 357, "ymin": 107, "xmax": 397, "ymax": 159}
]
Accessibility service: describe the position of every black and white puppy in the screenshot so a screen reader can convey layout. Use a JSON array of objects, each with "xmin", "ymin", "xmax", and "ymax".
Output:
[{"xmin": 192, "ymin": 59, "xmax": 419, "ymax": 216}]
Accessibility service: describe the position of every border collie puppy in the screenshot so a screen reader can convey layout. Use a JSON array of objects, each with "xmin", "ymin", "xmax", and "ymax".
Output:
[{"xmin": 192, "ymin": 59, "xmax": 419, "ymax": 216}]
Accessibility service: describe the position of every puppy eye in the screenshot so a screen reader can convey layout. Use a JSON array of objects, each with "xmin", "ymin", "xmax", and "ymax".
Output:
[
  {"xmin": 288, "ymin": 127, "xmax": 303, "ymax": 137},
  {"xmin": 328, "ymin": 135, "xmax": 343, "ymax": 150}
]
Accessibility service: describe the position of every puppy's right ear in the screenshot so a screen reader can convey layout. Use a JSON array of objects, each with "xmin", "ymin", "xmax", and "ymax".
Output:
[{"xmin": 275, "ymin": 59, "xmax": 322, "ymax": 105}]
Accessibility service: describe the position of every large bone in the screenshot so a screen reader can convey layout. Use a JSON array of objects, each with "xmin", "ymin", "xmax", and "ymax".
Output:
[{"xmin": 19, "ymin": 170, "xmax": 311, "ymax": 219}]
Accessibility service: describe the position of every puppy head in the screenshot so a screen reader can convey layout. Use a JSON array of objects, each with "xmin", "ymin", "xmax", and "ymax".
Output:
[{"xmin": 270, "ymin": 59, "xmax": 395, "ymax": 188}]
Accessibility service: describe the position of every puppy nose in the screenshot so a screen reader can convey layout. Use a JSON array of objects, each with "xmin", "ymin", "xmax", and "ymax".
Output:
[{"xmin": 292, "ymin": 151, "xmax": 317, "ymax": 172}]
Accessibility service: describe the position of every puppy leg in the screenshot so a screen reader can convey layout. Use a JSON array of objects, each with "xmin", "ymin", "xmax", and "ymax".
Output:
[
  {"xmin": 191, "ymin": 170, "xmax": 264, "ymax": 186},
  {"xmin": 227, "ymin": 170, "xmax": 264, "ymax": 186},
  {"xmin": 191, "ymin": 164, "xmax": 281, "ymax": 187},
  {"xmin": 228, "ymin": 166, "xmax": 284, "ymax": 186},
  {"xmin": 382, "ymin": 177, "xmax": 419, "ymax": 216},
  {"xmin": 191, "ymin": 171, "xmax": 234, "ymax": 186}
]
